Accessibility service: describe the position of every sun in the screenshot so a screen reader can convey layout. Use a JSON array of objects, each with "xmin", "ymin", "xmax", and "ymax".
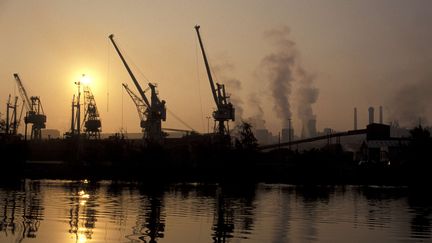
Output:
[{"xmin": 80, "ymin": 74, "xmax": 91, "ymax": 85}]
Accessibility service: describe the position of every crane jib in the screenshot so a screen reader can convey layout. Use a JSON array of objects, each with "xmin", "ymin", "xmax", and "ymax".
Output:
[
  {"xmin": 13, "ymin": 73, "xmax": 32, "ymax": 111},
  {"xmin": 194, "ymin": 25, "xmax": 220, "ymax": 109},
  {"xmin": 108, "ymin": 34, "xmax": 151, "ymax": 108}
]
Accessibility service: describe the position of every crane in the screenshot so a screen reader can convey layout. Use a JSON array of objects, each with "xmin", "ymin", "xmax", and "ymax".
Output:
[
  {"xmin": 122, "ymin": 83, "xmax": 147, "ymax": 131},
  {"xmin": 122, "ymin": 83, "xmax": 197, "ymax": 137},
  {"xmin": 5, "ymin": 95, "xmax": 18, "ymax": 135},
  {"xmin": 82, "ymin": 85, "xmax": 102, "ymax": 139},
  {"xmin": 194, "ymin": 25, "xmax": 235, "ymax": 137},
  {"xmin": 13, "ymin": 73, "xmax": 46, "ymax": 140},
  {"xmin": 109, "ymin": 34, "xmax": 166, "ymax": 143}
]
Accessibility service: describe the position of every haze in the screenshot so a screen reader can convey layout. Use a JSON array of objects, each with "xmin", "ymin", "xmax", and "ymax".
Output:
[{"xmin": 1, "ymin": 0, "xmax": 431, "ymax": 135}]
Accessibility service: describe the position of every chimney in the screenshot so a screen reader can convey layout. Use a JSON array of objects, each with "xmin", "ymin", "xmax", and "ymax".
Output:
[
  {"xmin": 354, "ymin": 107, "xmax": 358, "ymax": 130},
  {"xmin": 368, "ymin": 107, "xmax": 374, "ymax": 124},
  {"xmin": 379, "ymin": 106, "xmax": 383, "ymax": 124},
  {"xmin": 307, "ymin": 119, "xmax": 317, "ymax": 137}
]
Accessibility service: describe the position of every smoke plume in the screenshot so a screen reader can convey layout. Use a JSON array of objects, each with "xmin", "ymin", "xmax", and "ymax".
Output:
[
  {"xmin": 246, "ymin": 93, "xmax": 266, "ymax": 129},
  {"xmin": 261, "ymin": 26, "xmax": 318, "ymax": 131},
  {"xmin": 297, "ymin": 67, "xmax": 318, "ymax": 124},
  {"xmin": 388, "ymin": 77, "xmax": 432, "ymax": 127},
  {"xmin": 225, "ymin": 78, "xmax": 244, "ymax": 122}
]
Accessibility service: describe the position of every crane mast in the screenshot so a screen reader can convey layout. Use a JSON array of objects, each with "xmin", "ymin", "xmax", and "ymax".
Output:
[
  {"xmin": 109, "ymin": 34, "xmax": 166, "ymax": 143},
  {"xmin": 194, "ymin": 25, "xmax": 235, "ymax": 137},
  {"xmin": 13, "ymin": 73, "xmax": 46, "ymax": 140}
]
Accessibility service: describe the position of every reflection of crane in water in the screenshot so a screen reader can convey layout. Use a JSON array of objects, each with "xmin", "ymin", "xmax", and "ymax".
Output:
[
  {"xmin": 212, "ymin": 187, "xmax": 234, "ymax": 243},
  {"xmin": 67, "ymin": 183, "xmax": 97, "ymax": 243},
  {"xmin": 0, "ymin": 181, "xmax": 44, "ymax": 242},
  {"xmin": 143, "ymin": 197, "xmax": 165, "ymax": 243},
  {"xmin": 129, "ymin": 191, "xmax": 165, "ymax": 243}
]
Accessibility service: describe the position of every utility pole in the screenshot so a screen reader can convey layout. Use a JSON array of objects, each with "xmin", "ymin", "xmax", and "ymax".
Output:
[
  {"xmin": 278, "ymin": 132, "xmax": 281, "ymax": 150},
  {"xmin": 206, "ymin": 116, "xmax": 211, "ymax": 134},
  {"xmin": 74, "ymin": 76, "xmax": 83, "ymax": 136},
  {"xmin": 288, "ymin": 118, "xmax": 292, "ymax": 150}
]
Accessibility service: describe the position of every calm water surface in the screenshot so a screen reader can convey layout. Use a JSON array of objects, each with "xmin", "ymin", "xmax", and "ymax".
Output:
[{"xmin": 0, "ymin": 179, "xmax": 431, "ymax": 243}]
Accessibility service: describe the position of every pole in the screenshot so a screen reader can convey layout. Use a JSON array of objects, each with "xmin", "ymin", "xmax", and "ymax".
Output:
[
  {"xmin": 71, "ymin": 95, "xmax": 75, "ymax": 135},
  {"xmin": 354, "ymin": 107, "xmax": 358, "ymax": 130},
  {"xmin": 13, "ymin": 97, "xmax": 17, "ymax": 135},
  {"xmin": 206, "ymin": 116, "xmax": 211, "ymax": 134},
  {"xmin": 278, "ymin": 132, "xmax": 281, "ymax": 150},
  {"xmin": 76, "ymin": 81, "xmax": 81, "ymax": 136},
  {"xmin": 6, "ymin": 95, "xmax": 10, "ymax": 134},
  {"xmin": 288, "ymin": 118, "xmax": 292, "ymax": 150}
]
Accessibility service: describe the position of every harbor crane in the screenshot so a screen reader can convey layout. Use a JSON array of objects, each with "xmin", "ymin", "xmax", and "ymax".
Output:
[
  {"xmin": 82, "ymin": 86, "xmax": 101, "ymax": 139},
  {"xmin": 194, "ymin": 25, "xmax": 235, "ymax": 137},
  {"xmin": 109, "ymin": 34, "xmax": 166, "ymax": 143},
  {"xmin": 4, "ymin": 95, "xmax": 19, "ymax": 135},
  {"xmin": 123, "ymin": 83, "xmax": 195, "ymax": 137},
  {"xmin": 13, "ymin": 73, "xmax": 46, "ymax": 140}
]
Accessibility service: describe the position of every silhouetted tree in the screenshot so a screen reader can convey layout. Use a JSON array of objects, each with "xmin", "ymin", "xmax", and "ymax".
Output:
[{"xmin": 235, "ymin": 122, "xmax": 258, "ymax": 150}]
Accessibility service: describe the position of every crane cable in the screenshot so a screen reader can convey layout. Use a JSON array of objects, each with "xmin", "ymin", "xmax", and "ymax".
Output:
[
  {"xmin": 167, "ymin": 108, "xmax": 195, "ymax": 132},
  {"xmin": 116, "ymin": 39, "xmax": 151, "ymax": 84}
]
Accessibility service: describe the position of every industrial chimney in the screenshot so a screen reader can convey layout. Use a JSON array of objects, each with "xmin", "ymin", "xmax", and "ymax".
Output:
[
  {"xmin": 368, "ymin": 107, "xmax": 374, "ymax": 124},
  {"xmin": 354, "ymin": 107, "xmax": 358, "ymax": 130},
  {"xmin": 307, "ymin": 119, "xmax": 317, "ymax": 137},
  {"xmin": 379, "ymin": 106, "xmax": 383, "ymax": 124}
]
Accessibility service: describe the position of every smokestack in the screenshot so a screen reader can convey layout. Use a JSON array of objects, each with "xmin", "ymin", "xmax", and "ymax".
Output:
[
  {"xmin": 281, "ymin": 127, "xmax": 294, "ymax": 142},
  {"xmin": 368, "ymin": 107, "xmax": 375, "ymax": 124},
  {"xmin": 354, "ymin": 107, "xmax": 358, "ymax": 130},
  {"xmin": 307, "ymin": 119, "xmax": 317, "ymax": 137},
  {"xmin": 379, "ymin": 106, "xmax": 383, "ymax": 124}
]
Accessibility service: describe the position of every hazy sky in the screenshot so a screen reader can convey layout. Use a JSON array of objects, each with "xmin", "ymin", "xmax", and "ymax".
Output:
[{"xmin": 1, "ymin": 0, "xmax": 431, "ymax": 135}]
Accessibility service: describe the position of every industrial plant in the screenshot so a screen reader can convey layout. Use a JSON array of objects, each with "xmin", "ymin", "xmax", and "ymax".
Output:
[{"xmin": 0, "ymin": 26, "xmax": 430, "ymax": 184}]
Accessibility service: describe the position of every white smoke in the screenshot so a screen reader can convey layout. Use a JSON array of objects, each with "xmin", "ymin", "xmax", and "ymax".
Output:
[{"xmin": 261, "ymin": 26, "xmax": 318, "ymax": 134}]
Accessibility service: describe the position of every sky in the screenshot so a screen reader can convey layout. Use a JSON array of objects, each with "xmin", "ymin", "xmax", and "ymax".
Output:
[{"xmin": 1, "ymin": 0, "xmax": 431, "ymax": 136}]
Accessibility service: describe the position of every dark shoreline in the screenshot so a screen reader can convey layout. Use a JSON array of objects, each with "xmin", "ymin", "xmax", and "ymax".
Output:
[{"xmin": 2, "ymin": 129, "xmax": 431, "ymax": 186}]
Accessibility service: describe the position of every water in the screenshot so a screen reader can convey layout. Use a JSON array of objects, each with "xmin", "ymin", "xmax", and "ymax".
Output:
[{"xmin": 0, "ymin": 180, "xmax": 431, "ymax": 243}]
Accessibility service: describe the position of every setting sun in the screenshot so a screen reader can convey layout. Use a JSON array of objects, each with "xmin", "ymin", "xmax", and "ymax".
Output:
[{"xmin": 80, "ymin": 74, "xmax": 91, "ymax": 85}]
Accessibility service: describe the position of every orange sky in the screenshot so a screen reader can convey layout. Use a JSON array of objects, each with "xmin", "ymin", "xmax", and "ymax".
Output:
[{"xmin": 1, "ymin": 0, "xmax": 431, "ymax": 135}]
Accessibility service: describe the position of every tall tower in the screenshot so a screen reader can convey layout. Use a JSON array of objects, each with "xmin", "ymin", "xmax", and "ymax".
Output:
[{"xmin": 368, "ymin": 107, "xmax": 375, "ymax": 124}]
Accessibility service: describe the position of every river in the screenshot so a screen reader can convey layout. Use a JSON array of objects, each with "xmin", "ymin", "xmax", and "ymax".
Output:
[{"xmin": 0, "ymin": 179, "xmax": 431, "ymax": 242}]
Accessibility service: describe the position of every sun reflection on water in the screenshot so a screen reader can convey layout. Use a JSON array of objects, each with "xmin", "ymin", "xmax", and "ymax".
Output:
[{"xmin": 77, "ymin": 233, "xmax": 87, "ymax": 243}]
